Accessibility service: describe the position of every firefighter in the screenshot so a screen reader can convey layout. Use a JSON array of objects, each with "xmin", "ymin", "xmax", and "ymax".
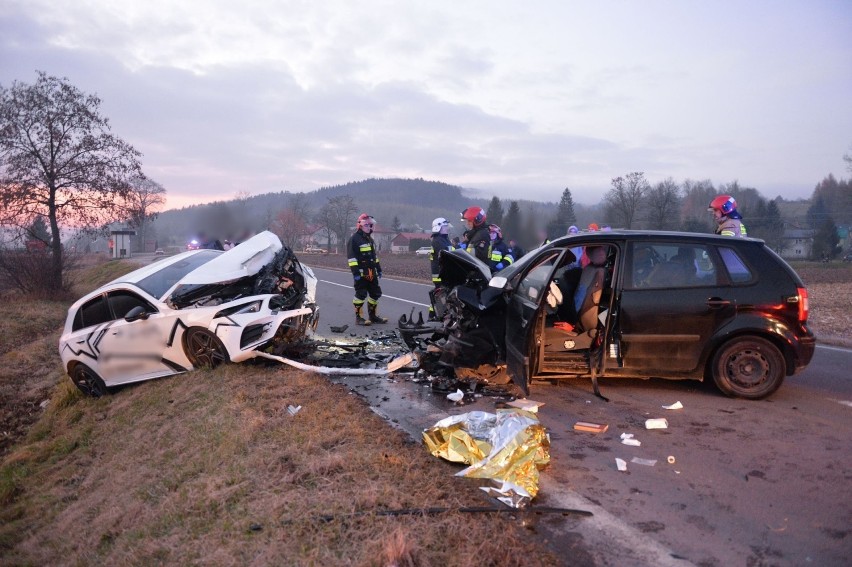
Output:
[
  {"xmin": 708, "ymin": 195, "xmax": 748, "ymax": 237},
  {"xmin": 487, "ymin": 224, "xmax": 513, "ymax": 273},
  {"xmin": 460, "ymin": 206, "xmax": 490, "ymax": 264},
  {"xmin": 347, "ymin": 213, "xmax": 387, "ymax": 325},
  {"xmin": 428, "ymin": 217, "xmax": 454, "ymax": 321}
]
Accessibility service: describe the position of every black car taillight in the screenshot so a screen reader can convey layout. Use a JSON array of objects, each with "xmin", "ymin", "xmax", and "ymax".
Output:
[{"xmin": 796, "ymin": 287, "xmax": 809, "ymax": 323}]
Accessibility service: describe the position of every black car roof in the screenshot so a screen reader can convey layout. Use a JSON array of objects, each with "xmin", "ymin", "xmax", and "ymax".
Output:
[{"xmin": 549, "ymin": 230, "xmax": 763, "ymax": 248}]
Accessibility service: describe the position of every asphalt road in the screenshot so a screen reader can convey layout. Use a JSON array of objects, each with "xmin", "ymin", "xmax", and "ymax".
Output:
[{"xmin": 310, "ymin": 266, "xmax": 852, "ymax": 566}]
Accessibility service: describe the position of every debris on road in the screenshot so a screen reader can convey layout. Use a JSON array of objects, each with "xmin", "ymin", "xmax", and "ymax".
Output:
[
  {"xmin": 573, "ymin": 421, "xmax": 609, "ymax": 433},
  {"xmin": 507, "ymin": 399, "xmax": 545, "ymax": 412},
  {"xmin": 329, "ymin": 324, "xmax": 349, "ymax": 333},
  {"xmin": 616, "ymin": 458, "xmax": 628, "ymax": 472},
  {"xmin": 662, "ymin": 401, "xmax": 684, "ymax": 410},
  {"xmin": 645, "ymin": 418, "xmax": 669, "ymax": 429},
  {"xmin": 620, "ymin": 433, "xmax": 641, "ymax": 446},
  {"xmin": 479, "ymin": 480, "xmax": 532, "ymax": 508},
  {"xmin": 631, "ymin": 457, "xmax": 657, "ymax": 466},
  {"xmin": 667, "ymin": 455, "xmax": 676, "ymax": 464},
  {"xmin": 447, "ymin": 389, "xmax": 465, "ymax": 402},
  {"xmin": 286, "ymin": 404, "xmax": 302, "ymax": 416}
]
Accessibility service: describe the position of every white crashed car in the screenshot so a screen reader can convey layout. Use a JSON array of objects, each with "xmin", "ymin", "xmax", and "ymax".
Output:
[{"xmin": 59, "ymin": 231, "xmax": 318, "ymax": 397}]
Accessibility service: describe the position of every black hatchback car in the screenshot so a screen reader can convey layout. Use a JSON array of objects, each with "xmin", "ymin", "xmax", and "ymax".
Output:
[{"xmin": 399, "ymin": 231, "xmax": 815, "ymax": 399}]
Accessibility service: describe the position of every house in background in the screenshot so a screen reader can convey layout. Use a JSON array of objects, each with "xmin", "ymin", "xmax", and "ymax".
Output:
[
  {"xmin": 779, "ymin": 228, "xmax": 814, "ymax": 260},
  {"xmin": 390, "ymin": 232, "xmax": 431, "ymax": 254}
]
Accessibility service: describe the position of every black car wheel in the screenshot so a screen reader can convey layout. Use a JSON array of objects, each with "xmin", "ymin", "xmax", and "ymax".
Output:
[
  {"xmin": 712, "ymin": 337, "xmax": 785, "ymax": 399},
  {"xmin": 70, "ymin": 363, "xmax": 108, "ymax": 398},
  {"xmin": 183, "ymin": 328, "xmax": 230, "ymax": 369}
]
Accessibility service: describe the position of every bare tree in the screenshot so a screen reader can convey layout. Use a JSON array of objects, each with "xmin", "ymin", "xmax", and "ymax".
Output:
[
  {"xmin": 273, "ymin": 193, "xmax": 313, "ymax": 250},
  {"xmin": 0, "ymin": 72, "xmax": 143, "ymax": 290},
  {"xmin": 123, "ymin": 176, "xmax": 166, "ymax": 252},
  {"xmin": 645, "ymin": 177, "xmax": 681, "ymax": 230},
  {"xmin": 316, "ymin": 194, "xmax": 358, "ymax": 253},
  {"xmin": 604, "ymin": 172, "xmax": 649, "ymax": 229}
]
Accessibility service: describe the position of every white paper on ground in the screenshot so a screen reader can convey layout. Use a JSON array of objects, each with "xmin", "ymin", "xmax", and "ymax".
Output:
[
  {"xmin": 631, "ymin": 457, "xmax": 657, "ymax": 466},
  {"xmin": 616, "ymin": 458, "xmax": 628, "ymax": 472},
  {"xmin": 621, "ymin": 438, "xmax": 641, "ymax": 446},
  {"xmin": 447, "ymin": 389, "xmax": 465, "ymax": 402},
  {"xmin": 645, "ymin": 418, "xmax": 669, "ymax": 429},
  {"xmin": 662, "ymin": 401, "xmax": 684, "ymax": 410}
]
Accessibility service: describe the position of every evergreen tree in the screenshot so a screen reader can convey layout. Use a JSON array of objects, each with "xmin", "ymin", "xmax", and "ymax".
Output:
[
  {"xmin": 486, "ymin": 196, "xmax": 504, "ymax": 227},
  {"xmin": 503, "ymin": 201, "xmax": 522, "ymax": 242},
  {"xmin": 391, "ymin": 215, "xmax": 401, "ymax": 232},
  {"xmin": 812, "ymin": 217, "xmax": 841, "ymax": 260},
  {"xmin": 806, "ymin": 196, "xmax": 829, "ymax": 229},
  {"xmin": 28, "ymin": 216, "xmax": 51, "ymax": 245}
]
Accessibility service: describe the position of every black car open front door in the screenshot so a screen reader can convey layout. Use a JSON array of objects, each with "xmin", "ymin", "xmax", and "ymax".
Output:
[{"xmin": 505, "ymin": 249, "xmax": 566, "ymax": 394}]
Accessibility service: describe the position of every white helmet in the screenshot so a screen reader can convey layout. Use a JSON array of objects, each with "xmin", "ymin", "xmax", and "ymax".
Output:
[{"xmin": 432, "ymin": 217, "xmax": 451, "ymax": 233}]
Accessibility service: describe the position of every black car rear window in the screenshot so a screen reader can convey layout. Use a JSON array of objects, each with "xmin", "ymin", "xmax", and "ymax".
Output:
[
  {"xmin": 73, "ymin": 294, "xmax": 111, "ymax": 331},
  {"xmin": 718, "ymin": 247, "xmax": 754, "ymax": 283},
  {"xmin": 135, "ymin": 250, "xmax": 222, "ymax": 299}
]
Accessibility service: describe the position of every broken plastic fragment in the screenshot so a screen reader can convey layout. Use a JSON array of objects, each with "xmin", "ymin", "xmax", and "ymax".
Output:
[
  {"xmin": 631, "ymin": 457, "xmax": 657, "ymax": 466},
  {"xmin": 480, "ymin": 480, "xmax": 532, "ymax": 508},
  {"xmin": 616, "ymin": 458, "xmax": 627, "ymax": 472},
  {"xmin": 506, "ymin": 399, "xmax": 545, "ymax": 412},
  {"xmin": 645, "ymin": 418, "xmax": 669, "ymax": 429},
  {"xmin": 662, "ymin": 401, "xmax": 684, "ymax": 410},
  {"xmin": 387, "ymin": 352, "xmax": 417, "ymax": 372},
  {"xmin": 447, "ymin": 389, "xmax": 465, "ymax": 402},
  {"xmin": 574, "ymin": 421, "xmax": 608, "ymax": 433},
  {"xmin": 287, "ymin": 404, "xmax": 302, "ymax": 415},
  {"xmin": 621, "ymin": 437, "xmax": 641, "ymax": 447},
  {"xmin": 667, "ymin": 455, "xmax": 676, "ymax": 464}
]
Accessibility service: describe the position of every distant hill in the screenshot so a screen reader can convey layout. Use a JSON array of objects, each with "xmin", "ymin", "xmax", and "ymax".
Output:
[{"xmin": 149, "ymin": 177, "xmax": 558, "ymax": 247}]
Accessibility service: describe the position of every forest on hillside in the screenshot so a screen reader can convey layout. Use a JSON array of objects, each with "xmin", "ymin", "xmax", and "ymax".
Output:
[{"xmin": 142, "ymin": 173, "xmax": 850, "ymax": 257}]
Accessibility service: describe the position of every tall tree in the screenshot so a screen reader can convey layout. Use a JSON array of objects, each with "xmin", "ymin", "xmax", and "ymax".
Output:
[
  {"xmin": 486, "ymin": 196, "xmax": 504, "ymax": 227},
  {"xmin": 0, "ymin": 72, "xmax": 143, "ymax": 290},
  {"xmin": 604, "ymin": 172, "xmax": 649, "ymax": 229},
  {"xmin": 548, "ymin": 187, "xmax": 577, "ymax": 236},
  {"xmin": 391, "ymin": 215, "xmax": 402, "ymax": 232},
  {"xmin": 123, "ymin": 176, "xmax": 166, "ymax": 252},
  {"xmin": 645, "ymin": 178, "xmax": 681, "ymax": 230},
  {"xmin": 502, "ymin": 201, "xmax": 522, "ymax": 242},
  {"xmin": 273, "ymin": 191, "xmax": 313, "ymax": 249},
  {"xmin": 316, "ymin": 194, "xmax": 358, "ymax": 253},
  {"xmin": 811, "ymin": 217, "xmax": 841, "ymax": 260}
]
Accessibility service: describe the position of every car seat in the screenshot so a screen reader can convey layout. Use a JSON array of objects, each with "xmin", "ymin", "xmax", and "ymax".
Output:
[{"xmin": 544, "ymin": 246, "xmax": 607, "ymax": 352}]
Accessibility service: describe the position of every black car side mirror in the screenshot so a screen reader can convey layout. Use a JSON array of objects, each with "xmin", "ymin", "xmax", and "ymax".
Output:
[{"xmin": 124, "ymin": 306, "xmax": 150, "ymax": 322}]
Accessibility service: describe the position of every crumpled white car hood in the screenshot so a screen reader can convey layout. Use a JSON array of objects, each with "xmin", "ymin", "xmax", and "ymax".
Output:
[{"xmin": 179, "ymin": 231, "xmax": 282, "ymax": 285}]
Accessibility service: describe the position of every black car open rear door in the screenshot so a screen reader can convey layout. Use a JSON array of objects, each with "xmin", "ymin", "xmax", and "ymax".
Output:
[{"xmin": 505, "ymin": 249, "xmax": 566, "ymax": 395}]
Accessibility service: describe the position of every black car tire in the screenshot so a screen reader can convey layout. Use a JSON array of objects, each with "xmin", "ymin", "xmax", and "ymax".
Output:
[
  {"xmin": 183, "ymin": 328, "xmax": 230, "ymax": 369},
  {"xmin": 712, "ymin": 336, "xmax": 785, "ymax": 399},
  {"xmin": 70, "ymin": 363, "xmax": 108, "ymax": 398}
]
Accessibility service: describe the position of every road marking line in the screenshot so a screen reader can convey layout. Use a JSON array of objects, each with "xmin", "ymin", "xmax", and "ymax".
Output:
[
  {"xmin": 319, "ymin": 279, "xmax": 430, "ymax": 307},
  {"xmin": 836, "ymin": 400, "xmax": 852, "ymax": 408},
  {"xmin": 816, "ymin": 344, "xmax": 852, "ymax": 353}
]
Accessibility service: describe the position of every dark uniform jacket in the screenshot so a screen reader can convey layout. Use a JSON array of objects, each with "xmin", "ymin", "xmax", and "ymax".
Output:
[
  {"xmin": 430, "ymin": 233, "xmax": 454, "ymax": 284},
  {"xmin": 487, "ymin": 237, "xmax": 514, "ymax": 272},
  {"xmin": 464, "ymin": 225, "xmax": 491, "ymax": 265},
  {"xmin": 347, "ymin": 229, "xmax": 382, "ymax": 280}
]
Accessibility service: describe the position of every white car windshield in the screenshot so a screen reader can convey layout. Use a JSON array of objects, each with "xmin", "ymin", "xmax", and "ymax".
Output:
[{"xmin": 136, "ymin": 250, "xmax": 222, "ymax": 298}]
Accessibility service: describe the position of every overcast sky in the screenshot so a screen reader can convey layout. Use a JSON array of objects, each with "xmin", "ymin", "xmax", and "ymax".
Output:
[{"xmin": 1, "ymin": 0, "xmax": 850, "ymax": 210}]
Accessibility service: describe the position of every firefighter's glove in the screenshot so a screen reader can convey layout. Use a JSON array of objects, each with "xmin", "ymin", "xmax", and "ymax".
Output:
[
  {"xmin": 353, "ymin": 274, "xmax": 361, "ymax": 282},
  {"xmin": 496, "ymin": 262, "xmax": 504, "ymax": 270}
]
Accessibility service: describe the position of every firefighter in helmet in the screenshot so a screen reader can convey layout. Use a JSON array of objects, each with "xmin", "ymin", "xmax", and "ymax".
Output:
[
  {"xmin": 428, "ymin": 217, "xmax": 454, "ymax": 321},
  {"xmin": 487, "ymin": 224, "xmax": 513, "ymax": 273},
  {"xmin": 347, "ymin": 213, "xmax": 387, "ymax": 325},
  {"xmin": 460, "ymin": 206, "xmax": 490, "ymax": 264},
  {"xmin": 708, "ymin": 195, "xmax": 747, "ymax": 237}
]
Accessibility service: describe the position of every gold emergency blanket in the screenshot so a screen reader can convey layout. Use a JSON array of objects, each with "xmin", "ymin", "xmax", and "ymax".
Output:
[{"xmin": 422, "ymin": 409, "xmax": 550, "ymax": 499}]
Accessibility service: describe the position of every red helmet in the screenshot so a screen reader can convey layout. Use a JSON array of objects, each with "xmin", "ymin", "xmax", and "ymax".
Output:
[
  {"xmin": 461, "ymin": 206, "xmax": 486, "ymax": 227},
  {"xmin": 357, "ymin": 213, "xmax": 375, "ymax": 230},
  {"xmin": 708, "ymin": 195, "xmax": 737, "ymax": 215}
]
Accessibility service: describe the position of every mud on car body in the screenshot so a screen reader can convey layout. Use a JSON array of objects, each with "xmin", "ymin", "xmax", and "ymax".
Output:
[
  {"xmin": 60, "ymin": 231, "xmax": 319, "ymax": 397},
  {"xmin": 399, "ymin": 231, "xmax": 815, "ymax": 399}
]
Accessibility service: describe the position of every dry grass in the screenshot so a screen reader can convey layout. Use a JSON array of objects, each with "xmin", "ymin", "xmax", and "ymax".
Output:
[{"xmin": 0, "ymin": 364, "xmax": 558, "ymax": 566}]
